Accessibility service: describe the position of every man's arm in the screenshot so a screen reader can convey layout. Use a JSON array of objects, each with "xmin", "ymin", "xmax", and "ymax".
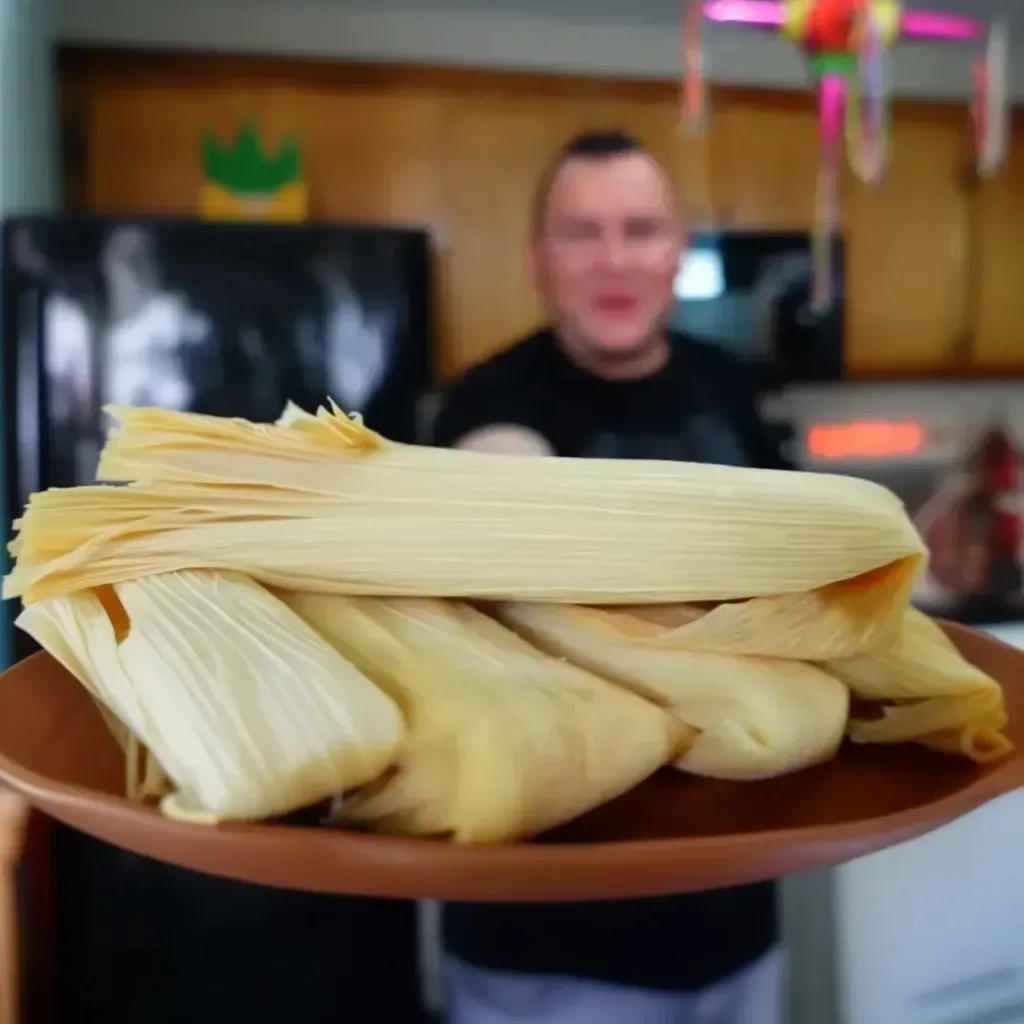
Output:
[
  {"xmin": 431, "ymin": 355, "xmax": 553, "ymax": 456},
  {"xmin": 454, "ymin": 425, "xmax": 554, "ymax": 456}
]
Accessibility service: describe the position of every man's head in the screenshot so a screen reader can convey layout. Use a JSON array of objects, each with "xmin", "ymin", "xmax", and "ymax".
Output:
[{"xmin": 527, "ymin": 130, "xmax": 685, "ymax": 369}]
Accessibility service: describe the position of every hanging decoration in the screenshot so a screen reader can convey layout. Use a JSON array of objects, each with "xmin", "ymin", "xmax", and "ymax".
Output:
[
  {"xmin": 682, "ymin": 0, "xmax": 1010, "ymax": 310},
  {"xmin": 200, "ymin": 119, "xmax": 308, "ymax": 222}
]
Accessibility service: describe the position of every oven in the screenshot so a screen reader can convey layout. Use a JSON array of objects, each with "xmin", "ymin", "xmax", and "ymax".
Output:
[{"xmin": 769, "ymin": 380, "xmax": 1024, "ymax": 633}]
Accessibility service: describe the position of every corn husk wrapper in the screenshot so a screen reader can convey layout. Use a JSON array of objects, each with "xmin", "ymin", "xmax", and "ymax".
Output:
[
  {"xmin": 3, "ymin": 402, "xmax": 1010, "ymax": 822},
  {"xmin": 497, "ymin": 603, "xmax": 850, "ymax": 780},
  {"xmin": 16, "ymin": 570, "xmax": 404, "ymax": 822},
  {"xmin": 829, "ymin": 608, "xmax": 1011, "ymax": 762},
  {"xmin": 499, "ymin": 602, "xmax": 1011, "ymax": 766},
  {"xmin": 278, "ymin": 593, "xmax": 682, "ymax": 843},
  {"xmin": 6, "ymin": 404, "xmax": 926, "ymax": 621}
]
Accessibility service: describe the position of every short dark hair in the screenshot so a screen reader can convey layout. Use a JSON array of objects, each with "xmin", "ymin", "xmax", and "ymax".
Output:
[{"xmin": 531, "ymin": 129, "xmax": 647, "ymax": 234}]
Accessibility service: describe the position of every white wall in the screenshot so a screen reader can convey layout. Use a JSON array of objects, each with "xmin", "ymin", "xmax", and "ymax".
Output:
[
  {"xmin": 2, "ymin": 0, "xmax": 58, "ymax": 214},
  {"xmin": 59, "ymin": 0, "xmax": 1022, "ymax": 101}
]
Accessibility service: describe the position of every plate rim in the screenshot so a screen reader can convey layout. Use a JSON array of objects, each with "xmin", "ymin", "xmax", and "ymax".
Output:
[{"xmin": 0, "ymin": 619, "xmax": 1021, "ymax": 872}]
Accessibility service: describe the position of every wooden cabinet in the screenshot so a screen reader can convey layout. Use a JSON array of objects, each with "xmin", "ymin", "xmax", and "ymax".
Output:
[
  {"xmin": 707, "ymin": 90, "xmax": 822, "ymax": 230},
  {"xmin": 58, "ymin": 50, "xmax": 1024, "ymax": 379},
  {"xmin": 438, "ymin": 90, "xmax": 591, "ymax": 375},
  {"xmin": 80, "ymin": 77, "xmax": 445, "ymax": 226},
  {"xmin": 705, "ymin": 93, "xmax": 977, "ymax": 376},
  {"xmin": 682, "ymin": 89, "xmax": 982, "ymax": 376},
  {"xmin": 844, "ymin": 103, "xmax": 972, "ymax": 374},
  {"xmin": 972, "ymin": 112, "xmax": 1024, "ymax": 370}
]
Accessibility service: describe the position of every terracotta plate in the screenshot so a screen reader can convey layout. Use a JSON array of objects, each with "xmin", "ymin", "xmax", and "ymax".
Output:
[{"xmin": 0, "ymin": 622, "xmax": 1022, "ymax": 902}]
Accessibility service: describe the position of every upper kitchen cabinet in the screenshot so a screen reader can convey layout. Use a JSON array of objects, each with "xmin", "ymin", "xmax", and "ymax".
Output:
[
  {"xmin": 706, "ymin": 89, "xmax": 823, "ymax": 230},
  {"xmin": 62, "ymin": 51, "xmax": 1024, "ymax": 379},
  {"xmin": 971, "ymin": 111, "xmax": 1024, "ymax": 371},
  {"xmin": 843, "ymin": 103, "xmax": 971, "ymax": 375},
  {"xmin": 78, "ymin": 74, "xmax": 445, "ymax": 226},
  {"xmin": 706, "ymin": 89, "xmax": 979, "ymax": 376},
  {"xmin": 438, "ymin": 89, "xmax": 594, "ymax": 376}
]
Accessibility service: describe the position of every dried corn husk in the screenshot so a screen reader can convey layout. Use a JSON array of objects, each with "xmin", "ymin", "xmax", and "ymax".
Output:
[
  {"xmin": 499, "ymin": 602, "xmax": 1011, "ymax": 766},
  {"xmin": 4, "ymin": 401, "xmax": 1009, "ymax": 820},
  {"xmin": 16, "ymin": 570, "xmax": 404, "ymax": 821},
  {"xmin": 278, "ymin": 593, "xmax": 682, "ymax": 843},
  {"xmin": 497, "ymin": 603, "xmax": 850, "ymax": 779},
  {"xmin": 828, "ymin": 608, "xmax": 1011, "ymax": 762},
  {"xmin": 5, "ymin": 403, "xmax": 926, "ymax": 620}
]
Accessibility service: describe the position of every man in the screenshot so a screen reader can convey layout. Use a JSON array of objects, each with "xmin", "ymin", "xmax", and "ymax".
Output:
[{"xmin": 431, "ymin": 130, "xmax": 790, "ymax": 1024}]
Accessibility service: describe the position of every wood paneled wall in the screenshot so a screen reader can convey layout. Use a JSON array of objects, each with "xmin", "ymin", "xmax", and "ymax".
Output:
[{"xmin": 58, "ymin": 49, "xmax": 1024, "ymax": 379}]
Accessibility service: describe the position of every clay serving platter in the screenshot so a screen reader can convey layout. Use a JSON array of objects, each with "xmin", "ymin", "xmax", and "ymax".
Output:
[{"xmin": 0, "ymin": 621, "xmax": 1022, "ymax": 902}]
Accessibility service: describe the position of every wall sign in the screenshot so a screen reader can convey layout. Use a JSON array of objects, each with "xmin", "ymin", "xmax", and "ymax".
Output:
[{"xmin": 200, "ymin": 119, "xmax": 307, "ymax": 222}]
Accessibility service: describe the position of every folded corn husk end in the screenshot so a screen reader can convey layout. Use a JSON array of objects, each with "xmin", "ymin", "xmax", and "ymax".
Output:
[
  {"xmin": 276, "ymin": 400, "xmax": 317, "ymax": 427},
  {"xmin": 833, "ymin": 609, "xmax": 1012, "ymax": 763},
  {"xmin": 495, "ymin": 603, "xmax": 850, "ymax": 781},
  {"xmin": 278, "ymin": 592, "xmax": 682, "ymax": 843},
  {"xmin": 606, "ymin": 557, "xmax": 922, "ymax": 663},
  {"xmin": 16, "ymin": 570, "xmax": 405, "ymax": 823},
  {"xmin": 95, "ymin": 399, "xmax": 386, "ymax": 487}
]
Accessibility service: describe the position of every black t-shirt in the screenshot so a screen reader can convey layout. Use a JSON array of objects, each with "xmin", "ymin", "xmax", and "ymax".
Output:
[
  {"xmin": 433, "ymin": 329, "xmax": 788, "ymax": 992},
  {"xmin": 432, "ymin": 329, "xmax": 790, "ymax": 468}
]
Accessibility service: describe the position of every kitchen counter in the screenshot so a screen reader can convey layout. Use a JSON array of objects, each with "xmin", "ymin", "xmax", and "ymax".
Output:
[{"xmin": 980, "ymin": 621, "xmax": 1024, "ymax": 651}]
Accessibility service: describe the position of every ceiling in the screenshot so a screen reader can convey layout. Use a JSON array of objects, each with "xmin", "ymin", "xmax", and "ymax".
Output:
[
  {"xmin": 361, "ymin": 0, "xmax": 1021, "ymax": 26},
  {"xmin": 65, "ymin": 0, "xmax": 1024, "ymax": 100}
]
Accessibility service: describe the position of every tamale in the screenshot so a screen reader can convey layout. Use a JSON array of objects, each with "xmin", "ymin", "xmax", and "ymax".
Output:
[
  {"xmin": 278, "ymin": 593, "xmax": 682, "ymax": 843},
  {"xmin": 6, "ymin": 404, "xmax": 927, "ymax": 625},
  {"xmin": 17, "ymin": 570, "xmax": 404, "ymax": 821},
  {"xmin": 497, "ymin": 603, "xmax": 850, "ymax": 780}
]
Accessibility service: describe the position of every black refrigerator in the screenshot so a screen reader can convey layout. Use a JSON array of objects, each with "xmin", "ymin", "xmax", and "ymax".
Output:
[{"xmin": 1, "ymin": 215, "xmax": 435, "ymax": 1023}]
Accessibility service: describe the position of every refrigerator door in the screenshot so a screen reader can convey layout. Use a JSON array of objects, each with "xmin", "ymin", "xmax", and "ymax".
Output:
[
  {"xmin": 1, "ymin": 215, "xmax": 434, "ymax": 1024},
  {"xmin": 4, "ymin": 215, "xmax": 433, "ymax": 505}
]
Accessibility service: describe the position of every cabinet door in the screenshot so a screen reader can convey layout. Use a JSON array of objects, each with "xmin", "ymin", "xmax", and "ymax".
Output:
[
  {"xmin": 439, "ymin": 91, "xmax": 592, "ymax": 376},
  {"xmin": 83, "ymin": 81, "xmax": 445, "ymax": 225},
  {"xmin": 971, "ymin": 113, "xmax": 1024, "ymax": 371},
  {"xmin": 844, "ymin": 106, "xmax": 970, "ymax": 374},
  {"xmin": 708, "ymin": 90, "xmax": 822, "ymax": 230}
]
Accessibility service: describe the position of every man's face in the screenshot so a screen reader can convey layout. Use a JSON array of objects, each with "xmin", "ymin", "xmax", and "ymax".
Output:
[{"xmin": 528, "ymin": 152, "xmax": 685, "ymax": 356}]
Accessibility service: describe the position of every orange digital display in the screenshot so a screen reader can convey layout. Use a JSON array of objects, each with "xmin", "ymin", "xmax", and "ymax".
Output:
[{"xmin": 808, "ymin": 420, "xmax": 927, "ymax": 460}]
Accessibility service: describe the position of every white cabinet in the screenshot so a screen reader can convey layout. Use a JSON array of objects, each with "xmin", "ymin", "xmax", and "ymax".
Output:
[{"xmin": 787, "ymin": 624, "xmax": 1024, "ymax": 1024}]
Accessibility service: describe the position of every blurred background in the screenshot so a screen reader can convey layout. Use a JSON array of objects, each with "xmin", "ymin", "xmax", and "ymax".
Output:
[{"xmin": 2, "ymin": 0, "xmax": 1024, "ymax": 1022}]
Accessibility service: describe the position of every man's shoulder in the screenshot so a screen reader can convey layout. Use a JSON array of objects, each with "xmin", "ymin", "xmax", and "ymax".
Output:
[
  {"xmin": 430, "ymin": 330, "xmax": 551, "ymax": 447},
  {"xmin": 669, "ymin": 331, "xmax": 750, "ymax": 380},
  {"xmin": 447, "ymin": 329, "xmax": 550, "ymax": 394}
]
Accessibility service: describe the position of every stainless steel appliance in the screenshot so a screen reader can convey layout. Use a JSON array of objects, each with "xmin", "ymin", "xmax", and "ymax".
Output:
[{"xmin": 770, "ymin": 381, "xmax": 1024, "ymax": 625}]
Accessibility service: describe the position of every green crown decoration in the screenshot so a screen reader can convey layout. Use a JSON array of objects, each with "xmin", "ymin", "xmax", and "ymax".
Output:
[{"xmin": 203, "ymin": 119, "xmax": 303, "ymax": 195}]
